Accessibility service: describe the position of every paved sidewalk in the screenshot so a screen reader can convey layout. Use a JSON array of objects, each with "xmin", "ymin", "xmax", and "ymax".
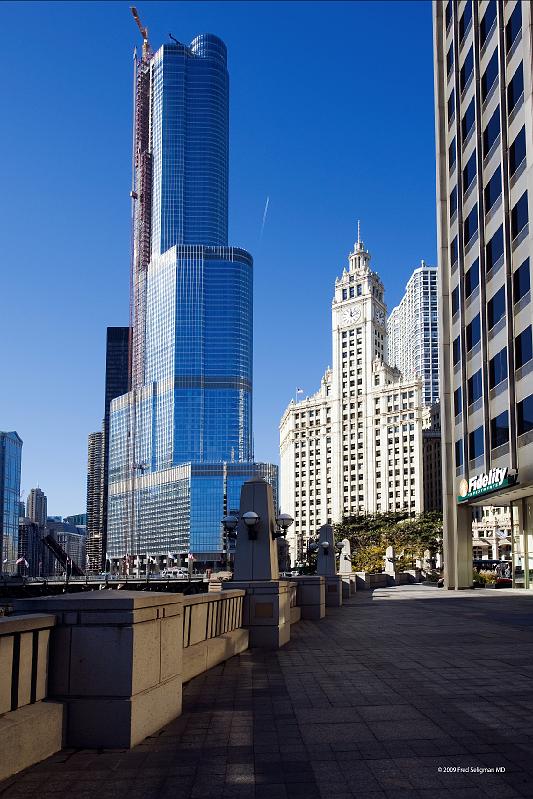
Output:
[{"xmin": 2, "ymin": 585, "xmax": 533, "ymax": 798}]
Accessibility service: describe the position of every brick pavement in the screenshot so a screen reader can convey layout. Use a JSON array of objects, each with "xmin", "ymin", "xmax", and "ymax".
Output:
[{"xmin": 2, "ymin": 585, "xmax": 533, "ymax": 798}]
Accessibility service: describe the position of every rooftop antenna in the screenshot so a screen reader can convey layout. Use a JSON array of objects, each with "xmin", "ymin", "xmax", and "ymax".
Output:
[
  {"xmin": 130, "ymin": 6, "xmax": 152, "ymax": 61},
  {"xmin": 169, "ymin": 33, "xmax": 180, "ymax": 45},
  {"xmin": 357, "ymin": 219, "xmax": 361, "ymax": 245}
]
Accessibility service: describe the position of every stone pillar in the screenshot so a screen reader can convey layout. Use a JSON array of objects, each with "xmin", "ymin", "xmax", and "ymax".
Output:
[
  {"xmin": 384, "ymin": 545, "xmax": 396, "ymax": 577},
  {"xmin": 226, "ymin": 478, "xmax": 292, "ymax": 648},
  {"xmin": 453, "ymin": 503, "xmax": 473, "ymax": 589},
  {"xmin": 290, "ymin": 575, "xmax": 325, "ymax": 619},
  {"xmin": 316, "ymin": 524, "xmax": 342, "ymax": 606},
  {"xmin": 14, "ymin": 591, "xmax": 183, "ymax": 749},
  {"xmin": 338, "ymin": 538, "xmax": 355, "ymax": 598},
  {"xmin": 338, "ymin": 538, "xmax": 352, "ymax": 574}
]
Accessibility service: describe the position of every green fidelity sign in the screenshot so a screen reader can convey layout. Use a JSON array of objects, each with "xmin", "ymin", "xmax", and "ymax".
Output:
[{"xmin": 457, "ymin": 467, "xmax": 516, "ymax": 503}]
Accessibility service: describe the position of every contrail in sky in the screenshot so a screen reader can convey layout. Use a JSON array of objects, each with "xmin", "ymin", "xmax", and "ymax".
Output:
[{"xmin": 260, "ymin": 196, "xmax": 270, "ymax": 241}]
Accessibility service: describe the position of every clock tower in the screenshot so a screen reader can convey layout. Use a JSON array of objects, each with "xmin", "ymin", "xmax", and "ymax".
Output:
[
  {"xmin": 279, "ymin": 225, "xmax": 424, "ymax": 563},
  {"xmin": 331, "ymin": 229, "xmax": 387, "ymax": 401}
]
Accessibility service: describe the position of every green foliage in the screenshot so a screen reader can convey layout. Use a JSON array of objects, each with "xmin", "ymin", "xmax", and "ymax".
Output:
[
  {"xmin": 297, "ymin": 550, "xmax": 317, "ymax": 575},
  {"xmin": 335, "ymin": 510, "xmax": 443, "ymax": 574},
  {"xmin": 475, "ymin": 569, "xmax": 497, "ymax": 585}
]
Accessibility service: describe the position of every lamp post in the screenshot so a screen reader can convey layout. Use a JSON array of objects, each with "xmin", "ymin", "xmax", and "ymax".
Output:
[{"xmin": 221, "ymin": 514, "xmax": 239, "ymax": 568}]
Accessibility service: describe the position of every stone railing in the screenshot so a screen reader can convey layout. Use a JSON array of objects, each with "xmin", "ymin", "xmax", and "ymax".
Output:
[
  {"xmin": 181, "ymin": 590, "xmax": 248, "ymax": 682},
  {"xmin": 0, "ymin": 614, "xmax": 64, "ymax": 782},
  {"xmin": 2, "ymin": 589, "xmax": 250, "ymax": 778}
]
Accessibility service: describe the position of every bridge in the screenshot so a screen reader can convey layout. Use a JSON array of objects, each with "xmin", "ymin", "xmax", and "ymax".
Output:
[
  {"xmin": 1, "ymin": 479, "xmax": 531, "ymax": 796},
  {"xmin": 0, "ymin": 575, "xmax": 209, "ymax": 602},
  {"xmin": 1, "ymin": 585, "xmax": 532, "ymax": 797}
]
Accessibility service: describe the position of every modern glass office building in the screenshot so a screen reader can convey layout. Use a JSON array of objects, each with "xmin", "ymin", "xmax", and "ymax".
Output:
[
  {"xmin": 434, "ymin": 0, "xmax": 533, "ymax": 588},
  {"xmin": 108, "ymin": 32, "xmax": 276, "ymax": 568},
  {"xmin": 0, "ymin": 431, "xmax": 23, "ymax": 574}
]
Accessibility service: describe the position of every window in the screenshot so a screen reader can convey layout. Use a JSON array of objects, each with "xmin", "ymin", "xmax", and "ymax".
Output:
[
  {"xmin": 452, "ymin": 285, "xmax": 460, "ymax": 315},
  {"xmin": 506, "ymin": 2, "xmax": 522, "ymax": 54},
  {"xmin": 481, "ymin": 49, "xmax": 498, "ymax": 102},
  {"xmin": 510, "ymin": 127, "xmax": 526, "ymax": 177},
  {"xmin": 486, "ymin": 225, "xmax": 504, "ymax": 272},
  {"xmin": 449, "ymin": 138, "xmax": 456, "ymax": 170},
  {"xmin": 469, "ymin": 426, "xmax": 484, "ymax": 460},
  {"xmin": 448, "ymin": 90, "xmax": 455, "ymax": 123},
  {"xmin": 483, "ymin": 107, "xmax": 500, "ymax": 158},
  {"xmin": 342, "ymin": 289, "xmax": 347, "ymax": 300},
  {"xmin": 461, "ymin": 98, "xmax": 475, "ymax": 143},
  {"xmin": 357, "ymin": 284, "xmax": 362, "ymax": 296},
  {"xmin": 517, "ymin": 394, "xmax": 533, "ymax": 436},
  {"xmin": 450, "ymin": 186, "xmax": 457, "ymax": 218},
  {"xmin": 480, "ymin": 0, "xmax": 496, "ymax": 47},
  {"xmin": 515, "ymin": 326, "xmax": 533, "ymax": 369},
  {"xmin": 491, "ymin": 411, "xmax": 509, "ymax": 449},
  {"xmin": 484, "ymin": 168, "xmax": 501, "ymax": 211},
  {"xmin": 460, "ymin": 47, "xmax": 473, "ymax": 93},
  {"xmin": 466, "ymin": 314, "xmax": 481, "ymax": 350},
  {"xmin": 445, "ymin": 0, "xmax": 452, "ymax": 29},
  {"xmin": 455, "ymin": 438, "xmax": 464, "ymax": 468},
  {"xmin": 447, "ymin": 43, "xmax": 454, "ymax": 75},
  {"xmin": 450, "ymin": 236, "xmax": 458, "ymax": 266},
  {"xmin": 514, "ymin": 258, "xmax": 530, "ymax": 302},
  {"xmin": 511, "ymin": 192, "xmax": 528, "ymax": 240},
  {"xmin": 464, "ymin": 205, "xmax": 478, "ymax": 243},
  {"xmin": 487, "ymin": 285, "xmax": 505, "ymax": 329},
  {"xmin": 489, "ymin": 346, "xmax": 507, "ymax": 387},
  {"xmin": 459, "ymin": 2, "xmax": 472, "ymax": 42},
  {"xmin": 454, "ymin": 386, "xmax": 462, "ymax": 416},
  {"xmin": 465, "ymin": 259, "xmax": 479, "ymax": 296},
  {"xmin": 463, "ymin": 151, "xmax": 476, "ymax": 191},
  {"xmin": 468, "ymin": 369, "xmax": 483, "ymax": 405},
  {"xmin": 507, "ymin": 63, "xmax": 524, "ymax": 113},
  {"xmin": 453, "ymin": 336, "xmax": 461, "ymax": 365}
]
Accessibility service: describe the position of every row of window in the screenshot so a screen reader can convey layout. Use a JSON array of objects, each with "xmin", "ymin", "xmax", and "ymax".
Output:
[
  {"xmin": 455, "ymin": 391, "xmax": 533, "ymax": 465},
  {"xmin": 452, "ymin": 256, "xmax": 530, "ymax": 317},
  {"xmin": 453, "ymin": 322, "xmax": 532, "ymax": 381},
  {"xmin": 446, "ymin": 1, "xmax": 521, "ymax": 73},
  {"xmin": 342, "ymin": 285, "xmax": 363, "ymax": 300},
  {"xmin": 450, "ymin": 191, "xmax": 529, "ymax": 273}
]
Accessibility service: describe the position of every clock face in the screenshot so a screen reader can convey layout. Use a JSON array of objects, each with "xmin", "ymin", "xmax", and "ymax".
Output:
[{"xmin": 341, "ymin": 306, "xmax": 361, "ymax": 326}]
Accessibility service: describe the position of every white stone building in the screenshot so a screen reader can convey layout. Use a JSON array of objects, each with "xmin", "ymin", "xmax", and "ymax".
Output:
[{"xmin": 280, "ymin": 233, "xmax": 424, "ymax": 564}]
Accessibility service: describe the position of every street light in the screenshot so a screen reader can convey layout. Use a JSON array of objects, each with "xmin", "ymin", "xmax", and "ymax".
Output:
[
  {"xmin": 274, "ymin": 513, "xmax": 294, "ymax": 539},
  {"xmin": 242, "ymin": 511, "xmax": 260, "ymax": 540}
]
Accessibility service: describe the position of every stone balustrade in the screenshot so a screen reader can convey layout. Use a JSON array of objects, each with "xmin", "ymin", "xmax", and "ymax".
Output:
[
  {"xmin": 0, "ymin": 613, "xmax": 64, "ymax": 782},
  {"xmin": 182, "ymin": 590, "xmax": 248, "ymax": 681}
]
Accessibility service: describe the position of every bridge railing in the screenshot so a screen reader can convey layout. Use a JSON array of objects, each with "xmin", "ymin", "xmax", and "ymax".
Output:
[
  {"xmin": 0, "ymin": 613, "xmax": 64, "ymax": 782},
  {"xmin": 181, "ymin": 590, "xmax": 247, "ymax": 682}
]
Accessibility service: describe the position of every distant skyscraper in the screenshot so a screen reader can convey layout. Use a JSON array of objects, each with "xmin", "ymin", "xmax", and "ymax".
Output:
[
  {"xmin": 86, "ymin": 432, "xmax": 103, "ymax": 571},
  {"xmin": 26, "ymin": 487, "xmax": 47, "ymax": 527},
  {"xmin": 108, "ymin": 29, "xmax": 276, "ymax": 570},
  {"xmin": 64, "ymin": 513, "xmax": 87, "ymax": 527},
  {"xmin": 97, "ymin": 326, "xmax": 130, "ymax": 570},
  {"xmin": 280, "ymin": 233, "xmax": 424, "ymax": 563},
  {"xmin": 433, "ymin": 0, "xmax": 533, "ymax": 588},
  {"xmin": 387, "ymin": 262, "xmax": 439, "ymax": 407},
  {"xmin": 0, "ymin": 431, "xmax": 23, "ymax": 574}
]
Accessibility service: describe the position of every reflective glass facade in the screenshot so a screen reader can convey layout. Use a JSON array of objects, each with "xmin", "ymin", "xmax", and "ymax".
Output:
[
  {"xmin": 0, "ymin": 431, "xmax": 23, "ymax": 574},
  {"xmin": 108, "ymin": 32, "xmax": 276, "ymax": 563}
]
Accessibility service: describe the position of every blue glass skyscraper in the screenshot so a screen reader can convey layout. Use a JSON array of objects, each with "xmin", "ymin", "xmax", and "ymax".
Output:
[
  {"xmin": 108, "ymin": 30, "xmax": 277, "ymax": 569},
  {"xmin": 0, "ymin": 431, "xmax": 23, "ymax": 574}
]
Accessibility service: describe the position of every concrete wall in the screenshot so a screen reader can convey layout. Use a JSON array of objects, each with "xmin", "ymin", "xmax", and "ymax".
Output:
[{"xmin": 0, "ymin": 613, "xmax": 64, "ymax": 782}]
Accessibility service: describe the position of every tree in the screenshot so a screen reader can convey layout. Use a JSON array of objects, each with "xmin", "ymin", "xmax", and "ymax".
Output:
[{"xmin": 335, "ymin": 510, "xmax": 443, "ymax": 572}]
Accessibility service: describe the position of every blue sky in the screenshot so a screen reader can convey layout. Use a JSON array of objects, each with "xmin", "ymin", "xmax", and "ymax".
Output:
[{"xmin": 0, "ymin": 1, "xmax": 436, "ymax": 515}]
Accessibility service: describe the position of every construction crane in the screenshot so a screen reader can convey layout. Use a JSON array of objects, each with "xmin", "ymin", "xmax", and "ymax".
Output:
[{"xmin": 131, "ymin": 6, "xmax": 151, "ymax": 61}]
